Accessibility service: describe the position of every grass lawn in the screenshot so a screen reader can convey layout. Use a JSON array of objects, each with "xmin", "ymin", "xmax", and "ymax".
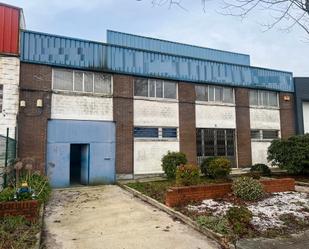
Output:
[
  {"xmin": 0, "ymin": 216, "xmax": 40, "ymax": 249},
  {"xmin": 126, "ymin": 177, "xmax": 231, "ymax": 203}
]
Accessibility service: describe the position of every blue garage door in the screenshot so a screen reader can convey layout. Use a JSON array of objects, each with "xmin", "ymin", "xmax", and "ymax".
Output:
[{"xmin": 46, "ymin": 120, "xmax": 116, "ymax": 188}]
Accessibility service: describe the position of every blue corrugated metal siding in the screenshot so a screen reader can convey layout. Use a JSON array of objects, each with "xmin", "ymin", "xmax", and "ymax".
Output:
[
  {"xmin": 107, "ymin": 30, "xmax": 250, "ymax": 66},
  {"xmin": 20, "ymin": 30, "xmax": 294, "ymax": 92},
  {"xmin": 46, "ymin": 120, "xmax": 115, "ymax": 188}
]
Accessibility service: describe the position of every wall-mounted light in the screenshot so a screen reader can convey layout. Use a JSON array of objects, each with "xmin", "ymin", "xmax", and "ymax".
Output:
[
  {"xmin": 20, "ymin": 100, "xmax": 26, "ymax": 107},
  {"xmin": 283, "ymin": 95, "xmax": 290, "ymax": 101},
  {"xmin": 36, "ymin": 99, "xmax": 43, "ymax": 108}
]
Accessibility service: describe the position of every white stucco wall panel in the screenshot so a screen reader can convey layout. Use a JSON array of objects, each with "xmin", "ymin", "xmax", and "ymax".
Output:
[
  {"xmin": 195, "ymin": 104, "xmax": 236, "ymax": 128},
  {"xmin": 134, "ymin": 99, "xmax": 179, "ymax": 127},
  {"xmin": 250, "ymin": 108, "xmax": 281, "ymax": 130},
  {"xmin": 0, "ymin": 56, "xmax": 20, "ymax": 139},
  {"xmin": 251, "ymin": 141, "xmax": 272, "ymax": 166},
  {"xmin": 51, "ymin": 94, "xmax": 113, "ymax": 121},
  {"xmin": 303, "ymin": 102, "xmax": 309, "ymax": 134},
  {"xmin": 134, "ymin": 140, "xmax": 179, "ymax": 174}
]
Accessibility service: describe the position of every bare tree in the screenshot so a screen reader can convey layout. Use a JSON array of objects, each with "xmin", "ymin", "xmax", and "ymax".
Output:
[
  {"xmin": 137, "ymin": 0, "xmax": 309, "ymax": 35},
  {"xmin": 223, "ymin": 0, "xmax": 309, "ymax": 35}
]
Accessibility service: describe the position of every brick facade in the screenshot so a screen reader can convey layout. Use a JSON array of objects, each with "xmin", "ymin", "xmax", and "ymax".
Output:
[
  {"xmin": 0, "ymin": 200, "xmax": 39, "ymax": 222},
  {"xmin": 235, "ymin": 88, "xmax": 252, "ymax": 167},
  {"xmin": 165, "ymin": 178, "xmax": 295, "ymax": 207},
  {"xmin": 279, "ymin": 92, "xmax": 296, "ymax": 139},
  {"xmin": 18, "ymin": 63, "xmax": 52, "ymax": 172},
  {"xmin": 113, "ymin": 74, "xmax": 134, "ymax": 175},
  {"xmin": 178, "ymin": 83, "xmax": 197, "ymax": 164}
]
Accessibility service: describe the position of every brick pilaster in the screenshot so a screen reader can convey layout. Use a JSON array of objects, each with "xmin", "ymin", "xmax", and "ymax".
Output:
[{"xmin": 279, "ymin": 92, "xmax": 296, "ymax": 139}]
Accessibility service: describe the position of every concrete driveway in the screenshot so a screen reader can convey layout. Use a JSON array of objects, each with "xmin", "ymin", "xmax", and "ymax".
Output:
[{"xmin": 42, "ymin": 185, "xmax": 220, "ymax": 249}]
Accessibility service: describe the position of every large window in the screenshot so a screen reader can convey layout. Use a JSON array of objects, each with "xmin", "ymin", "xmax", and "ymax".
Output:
[
  {"xmin": 134, "ymin": 127, "xmax": 178, "ymax": 139},
  {"xmin": 134, "ymin": 78, "xmax": 177, "ymax": 99},
  {"xmin": 196, "ymin": 85, "xmax": 234, "ymax": 104},
  {"xmin": 249, "ymin": 90, "xmax": 278, "ymax": 107},
  {"xmin": 196, "ymin": 128, "xmax": 235, "ymax": 157},
  {"xmin": 251, "ymin": 130, "xmax": 279, "ymax": 140},
  {"xmin": 53, "ymin": 69, "xmax": 112, "ymax": 94},
  {"xmin": 0, "ymin": 85, "xmax": 3, "ymax": 112}
]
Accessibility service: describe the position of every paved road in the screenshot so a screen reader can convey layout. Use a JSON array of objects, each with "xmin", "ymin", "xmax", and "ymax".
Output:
[{"xmin": 43, "ymin": 185, "xmax": 220, "ymax": 249}]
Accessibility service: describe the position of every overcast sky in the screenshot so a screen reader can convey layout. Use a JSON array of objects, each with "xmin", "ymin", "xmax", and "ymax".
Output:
[{"xmin": 5, "ymin": 0, "xmax": 309, "ymax": 76}]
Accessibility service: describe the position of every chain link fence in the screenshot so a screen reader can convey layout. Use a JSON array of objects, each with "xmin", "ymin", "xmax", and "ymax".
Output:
[{"xmin": 0, "ymin": 128, "xmax": 17, "ymax": 190}]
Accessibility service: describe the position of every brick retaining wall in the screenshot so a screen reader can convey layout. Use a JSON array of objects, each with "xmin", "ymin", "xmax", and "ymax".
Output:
[
  {"xmin": 165, "ymin": 178, "xmax": 295, "ymax": 207},
  {"xmin": 0, "ymin": 200, "xmax": 39, "ymax": 222}
]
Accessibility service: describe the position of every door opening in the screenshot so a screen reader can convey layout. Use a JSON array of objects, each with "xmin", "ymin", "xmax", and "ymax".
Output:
[{"xmin": 70, "ymin": 144, "xmax": 89, "ymax": 185}]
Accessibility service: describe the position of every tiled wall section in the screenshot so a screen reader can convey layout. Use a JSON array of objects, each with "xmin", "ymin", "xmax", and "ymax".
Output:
[
  {"xmin": 178, "ymin": 83, "xmax": 197, "ymax": 164},
  {"xmin": 18, "ymin": 63, "xmax": 52, "ymax": 171},
  {"xmin": 113, "ymin": 74, "xmax": 134, "ymax": 177},
  {"xmin": 235, "ymin": 88, "xmax": 252, "ymax": 167},
  {"xmin": 279, "ymin": 93, "xmax": 296, "ymax": 139},
  {"xmin": 0, "ymin": 56, "xmax": 19, "ymax": 138},
  {"xmin": 51, "ymin": 93, "xmax": 113, "ymax": 121}
]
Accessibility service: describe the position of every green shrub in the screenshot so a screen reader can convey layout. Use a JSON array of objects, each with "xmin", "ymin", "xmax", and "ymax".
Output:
[
  {"xmin": 0, "ymin": 187, "xmax": 15, "ymax": 202},
  {"xmin": 161, "ymin": 151, "xmax": 187, "ymax": 179},
  {"xmin": 250, "ymin": 163, "xmax": 271, "ymax": 176},
  {"xmin": 200, "ymin": 157, "xmax": 217, "ymax": 176},
  {"xmin": 196, "ymin": 215, "xmax": 230, "ymax": 235},
  {"xmin": 226, "ymin": 206, "xmax": 253, "ymax": 235},
  {"xmin": 232, "ymin": 176, "xmax": 264, "ymax": 201},
  {"xmin": 176, "ymin": 164, "xmax": 200, "ymax": 186},
  {"xmin": 268, "ymin": 134, "xmax": 309, "ymax": 174},
  {"xmin": 207, "ymin": 157, "xmax": 232, "ymax": 179}
]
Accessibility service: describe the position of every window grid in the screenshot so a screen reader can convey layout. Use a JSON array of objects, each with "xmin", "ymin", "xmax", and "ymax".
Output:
[
  {"xmin": 197, "ymin": 128, "xmax": 235, "ymax": 157},
  {"xmin": 0, "ymin": 84, "xmax": 3, "ymax": 113},
  {"xmin": 134, "ymin": 127, "xmax": 178, "ymax": 139},
  {"xmin": 52, "ymin": 69, "xmax": 112, "ymax": 94},
  {"xmin": 196, "ymin": 85, "xmax": 234, "ymax": 104},
  {"xmin": 250, "ymin": 90, "xmax": 278, "ymax": 107},
  {"xmin": 134, "ymin": 78, "xmax": 177, "ymax": 100},
  {"xmin": 251, "ymin": 129, "xmax": 279, "ymax": 140}
]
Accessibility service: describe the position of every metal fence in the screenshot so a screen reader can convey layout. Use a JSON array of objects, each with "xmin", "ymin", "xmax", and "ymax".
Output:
[{"xmin": 0, "ymin": 128, "xmax": 17, "ymax": 190}]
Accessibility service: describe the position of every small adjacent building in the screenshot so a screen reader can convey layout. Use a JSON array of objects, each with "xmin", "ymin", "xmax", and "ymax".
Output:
[{"xmin": 294, "ymin": 78, "xmax": 309, "ymax": 134}]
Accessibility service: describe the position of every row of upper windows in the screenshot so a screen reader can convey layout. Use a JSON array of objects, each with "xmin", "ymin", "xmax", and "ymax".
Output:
[{"xmin": 52, "ymin": 69, "xmax": 279, "ymax": 107}]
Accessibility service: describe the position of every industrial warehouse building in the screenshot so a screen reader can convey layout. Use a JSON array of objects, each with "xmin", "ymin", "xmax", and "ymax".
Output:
[{"xmin": 0, "ymin": 3, "xmax": 307, "ymax": 188}]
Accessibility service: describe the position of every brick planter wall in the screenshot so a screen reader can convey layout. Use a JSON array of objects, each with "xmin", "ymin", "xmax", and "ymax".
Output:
[
  {"xmin": 165, "ymin": 178, "xmax": 295, "ymax": 207},
  {"xmin": 0, "ymin": 200, "xmax": 39, "ymax": 222}
]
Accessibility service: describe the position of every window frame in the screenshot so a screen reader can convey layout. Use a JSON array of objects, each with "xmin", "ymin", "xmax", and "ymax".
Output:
[
  {"xmin": 195, "ymin": 84, "xmax": 235, "ymax": 104},
  {"xmin": 134, "ymin": 78, "xmax": 178, "ymax": 100},
  {"xmin": 250, "ymin": 129, "xmax": 280, "ymax": 141},
  {"xmin": 52, "ymin": 68, "xmax": 113, "ymax": 95},
  {"xmin": 0, "ymin": 84, "xmax": 3, "ymax": 113},
  {"xmin": 249, "ymin": 90, "xmax": 279, "ymax": 108},
  {"xmin": 134, "ymin": 126, "xmax": 178, "ymax": 140}
]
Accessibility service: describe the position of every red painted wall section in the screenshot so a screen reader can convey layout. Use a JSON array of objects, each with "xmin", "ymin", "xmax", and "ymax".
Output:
[{"xmin": 0, "ymin": 4, "xmax": 20, "ymax": 55}]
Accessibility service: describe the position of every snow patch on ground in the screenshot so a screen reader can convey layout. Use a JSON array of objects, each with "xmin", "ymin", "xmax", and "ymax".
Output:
[{"xmin": 187, "ymin": 192, "xmax": 309, "ymax": 230}]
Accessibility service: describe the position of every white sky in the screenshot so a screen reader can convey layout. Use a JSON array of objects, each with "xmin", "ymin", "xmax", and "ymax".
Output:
[{"xmin": 5, "ymin": 0, "xmax": 309, "ymax": 76}]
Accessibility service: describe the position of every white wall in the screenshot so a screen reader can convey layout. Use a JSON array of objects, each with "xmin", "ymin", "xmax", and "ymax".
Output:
[
  {"xmin": 251, "ymin": 141, "xmax": 271, "ymax": 165},
  {"xmin": 134, "ymin": 140, "xmax": 179, "ymax": 174},
  {"xmin": 51, "ymin": 93, "xmax": 113, "ymax": 121},
  {"xmin": 250, "ymin": 108, "xmax": 281, "ymax": 130},
  {"xmin": 303, "ymin": 102, "xmax": 309, "ymax": 134},
  {"xmin": 134, "ymin": 99, "xmax": 179, "ymax": 126},
  {"xmin": 250, "ymin": 108, "xmax": 281, "ymax": 165},
  {"xmin": 0, "ymin": 56, "xmax": 19, "ymax": 139},
  {"xmin": 195, "ymin": 103, "xmax": 236, "ymax": 128},
  {"xmin": 133, "ymin": 99, "xmax": 180, "ymax": 175}
]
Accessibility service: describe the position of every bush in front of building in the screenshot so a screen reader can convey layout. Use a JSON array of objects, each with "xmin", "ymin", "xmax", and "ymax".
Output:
[
  {"xmin": 250, "ymin": 163, "xmax": 271, "ymax": 177},
  {"xmin": 226, "ymin": 206, "xmax": 253, "ymax": 236},
  {"xmin": 200, "ymin": 157, "xmax": 217, "ymax": 176},
  {"xmin": 232, "ymin": 176, "xmax": 264, "ymax": 201},
  {"xmin": 175, "ymin": 164, "xmax": 200, "ymax": 186},
  {"xmin": 0, "ymin": 187, "xmax": 15, "ymax": 202},
  {"xmin": 161, "ymin": 151, "xmax": 187, "ymax": 179},
  {"xmin": 207, "ymin": 157, "xmax": 232, "ymax": 179},
  {"xmin": 268, "ymin": 134, "xmax": 309, "ymax": 174}
]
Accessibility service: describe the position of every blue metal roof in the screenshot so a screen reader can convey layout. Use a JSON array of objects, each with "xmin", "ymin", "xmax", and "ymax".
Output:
[
  {"xmin": 107, "ymin": 30, "xmax": 250, "ymax": 66},
  {"xmin": 20, "ymin": 30, "xmax": 294, "ymax": 92}
]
